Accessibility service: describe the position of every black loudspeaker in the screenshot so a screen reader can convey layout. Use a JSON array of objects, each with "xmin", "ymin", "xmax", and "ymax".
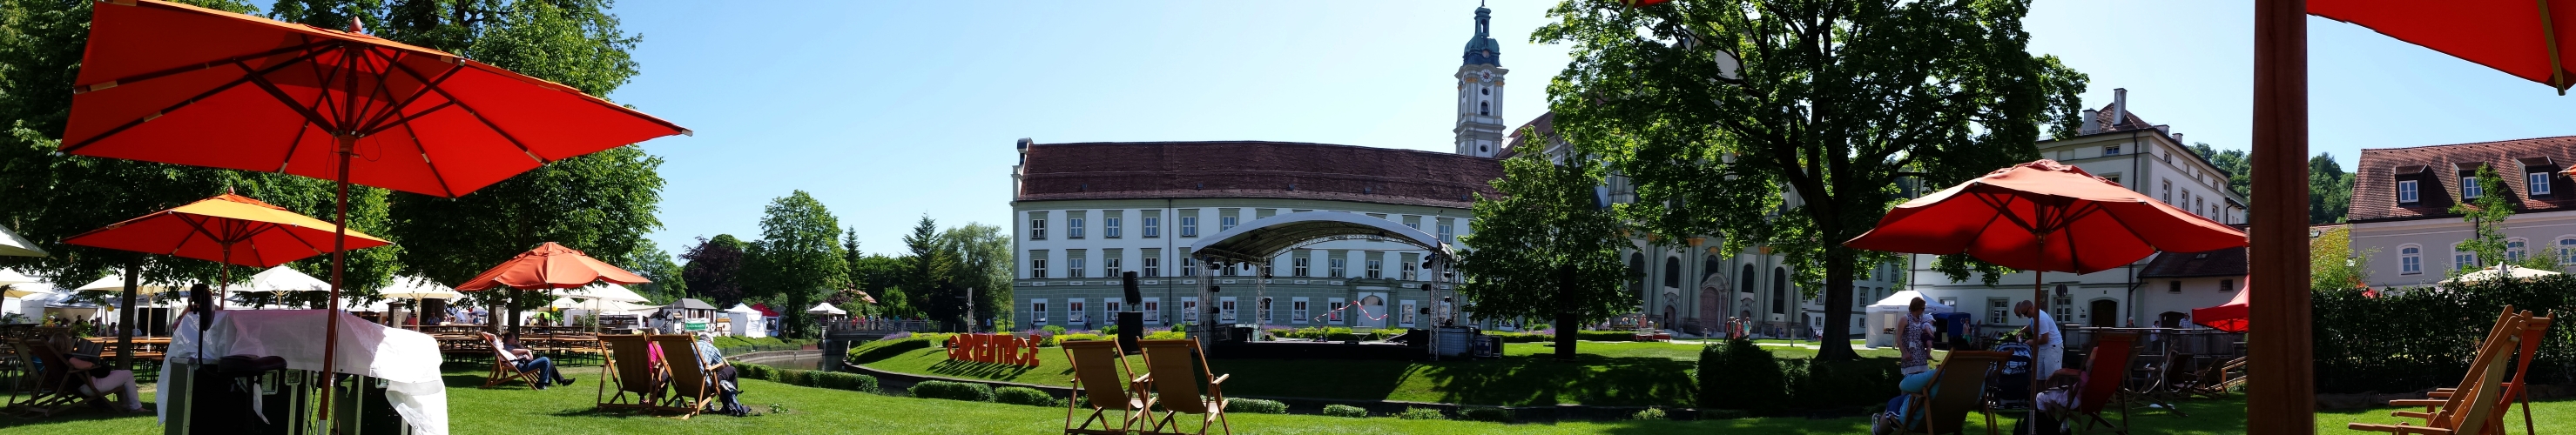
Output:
[
  {"xmin": 1116, "ymin": 312, "xmax": 1143, "ymax": 354},
  {"xmin": 1123, "ymin": 271, "xmax": 1142, "ymax": 302}
]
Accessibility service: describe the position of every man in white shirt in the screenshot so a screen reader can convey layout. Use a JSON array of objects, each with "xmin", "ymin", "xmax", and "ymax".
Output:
[{"xmin": 2015, "ymin": 301, "xmax": 2063, "ymax": 376}]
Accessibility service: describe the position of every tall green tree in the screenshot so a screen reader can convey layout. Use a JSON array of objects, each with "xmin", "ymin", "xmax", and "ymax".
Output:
[
  {"xmin": 847, "ymin": 253, "xmax": 911, "ymax": 318},
  {"xmin": 624, "ymin": 241, "xmax": 684, "ymax": 304},
  {"xmin": 2310, "ymin": 225, "xmax": 2376, "ymax": 290},
  {"xmin": 269, "ymin": 0, "xmax": 667, "ymax": 335},
  {"xmin": 2449, "ymin": 165, "xmax": 2553, "ymax": 278},
  {"xmin": 940, "ymin": 223, "xmax": 1011, "ymax": 329},
  {"xmin": 743, "ymin": 191, "xmax": 846, "ymax": 339},
  {"xmin": 1456, "ymin": 140, "xmax": 1631, "ymax": 360},
  {"xmin": 902, "ymin": 216, "xmax": 963, "ymax": 331},
  {"xmin": 679, "ymin": 234, "xmax": 747, "ymax": 305},
  {"xmin": 2311, "ymin": 154, "xmax": 2355, "ymax": 224},
  {"xmin": 1536, "ymin": 0, "xmax": 2086, "ymax": 359}
]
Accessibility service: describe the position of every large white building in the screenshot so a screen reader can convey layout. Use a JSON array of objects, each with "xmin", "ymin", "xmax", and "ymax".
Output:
[
  {"xmin": 1900, "ymin": 90, "xmax": 2249, "ymax": 333},
  {"xmin": 2344, "ymin": 136, "xmax": 2576, "ymax": 288}
]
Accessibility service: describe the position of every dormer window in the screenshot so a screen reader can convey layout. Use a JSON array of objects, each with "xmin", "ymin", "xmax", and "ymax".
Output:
[
  {"xmin": 2398, "ymin": 180, "xmax": 2419, "ymax": 204},
  {"xmin": 2532, "ymin": 171, "xmax": 2554, "ymax": 196},
  {"xmin": 2463, "ymin": 175, "xmax": 2484, "ymax": 199}
]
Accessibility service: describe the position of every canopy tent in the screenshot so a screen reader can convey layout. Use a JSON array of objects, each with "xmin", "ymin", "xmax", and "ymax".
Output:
[
  {"xmin": 806, "ymin": 302, "xmax": 847, "ymax": 316},
  {"xmin": 560, "ymin": 283, "xmax": 649, "ymax": 304},
  {"xmin": 379, "ymin": 276, "xmax": 461, "ymax": 300},
  {"xmin": 724, "ymin": 304, "xmax": 768, "ymax": 338},
  {"xmin": 71, "ymin": 275, "xmax": 188, "ymax": 295},
  {"xmin": 2442, "ymin": 263, "xmax": 2562, "ymax": 285},
  {"xmin": 0, "ymin": 269, "xmax": 41, "ymax": 287},
  {"xmin": 238, "ymin": 265, "xmax": 330, "ymax": 293},
  {"xmin": 1862, "ymin": 291, "xmax": 1957, "ymax": 348},
  {"xmin": 726, "ymin": 304, "xmax": 760, "ymax": 314},
  {"xmin": 158, "ymin": 310, "xmax": 447, "ymax": 434},
  {"xmin": 0, "ymin": 222, "xmax": 48, "ymax": 258}
]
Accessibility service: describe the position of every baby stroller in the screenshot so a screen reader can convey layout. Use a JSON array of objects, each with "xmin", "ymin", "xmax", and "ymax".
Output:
[{"xmin": 1988, "ymin": 339, "xmax": 2034, "ymax": 410}]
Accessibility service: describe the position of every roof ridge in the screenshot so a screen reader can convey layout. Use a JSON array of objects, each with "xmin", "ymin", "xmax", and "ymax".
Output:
[{"xmin": 2357, "ymin": 135, "xmax": 2576, "ymax": 152}]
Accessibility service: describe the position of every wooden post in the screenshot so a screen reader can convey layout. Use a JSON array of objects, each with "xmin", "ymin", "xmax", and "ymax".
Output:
[{"xmin": 2249, "ymin": 0, "xmax": 2316, "ymax": 433}]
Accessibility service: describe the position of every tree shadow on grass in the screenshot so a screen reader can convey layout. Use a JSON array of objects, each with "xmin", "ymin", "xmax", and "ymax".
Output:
[
  {"xmin": 1203, "ymin": 358, "xmax": 1413, "ymax": 403},
  {"xmin": 1416, "ymin": 351, "xmax": 1696, "ymax": 406}
]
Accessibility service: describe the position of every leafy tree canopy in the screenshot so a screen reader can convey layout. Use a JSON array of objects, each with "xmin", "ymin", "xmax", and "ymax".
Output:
[
  {"xmin": 1456, "ymin": 137, "xmax": 1631, "ymax": 359},
  {"xmin": 744, "ymin": 191, "xmax": 846, "ymax": 339}
]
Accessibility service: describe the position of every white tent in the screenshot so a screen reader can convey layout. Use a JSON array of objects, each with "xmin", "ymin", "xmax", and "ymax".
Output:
[
  {"xmin": 806, "ymin": 302, "xmax": 846, "ymax": 316},
  {"xmin": 2442, "ymin": 263, "xmax": 2562, "ymax": 285},
  {"xmin": 0, "ymin": 269, "xmax": 40, "ymax": 287},
  {"xmin": 3, "ymin": 280, "xmax": 55, "ymax": 318},
  {"xmin": 72, "ymin": 275, "xmax": 189, "ymax": 295},
  {"xmin": 725, "ymin": 304, "xmax": 766, "ymax": 338},
  {"xmin": 559, "ymin": 283, "xmax": 647, "ymax": 304},
  {"xmin": 0, "ymin": 223, "xmax": 46, "ymax": 258},
  {"xmin": 1863, "ymin": 290, "xmax": 1956, "ymax": 349}
]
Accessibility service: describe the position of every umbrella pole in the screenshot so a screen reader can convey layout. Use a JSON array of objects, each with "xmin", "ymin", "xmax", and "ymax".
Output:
[{"xmin": 317, "ymin": 133, "xmax": 355, "ymax": 428}]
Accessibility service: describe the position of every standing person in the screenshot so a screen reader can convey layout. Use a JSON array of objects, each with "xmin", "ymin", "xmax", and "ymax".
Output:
[
  {"xmin": 1872, "ymin": 298, "xmax": 1939, "ymax": 434},
  {"xmin": 2015, "ymin": 301, "xmax": 2063, "ymax": 377}
]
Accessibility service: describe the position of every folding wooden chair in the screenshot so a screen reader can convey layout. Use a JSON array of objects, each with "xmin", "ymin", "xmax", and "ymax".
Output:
[
  {"xmin": 2390, "ymin": 310, "xmax": 2552, "ymax": 435},
  {"xmin": 1062, "ymin": 340, "xmax": 1150, "ymax": 434},
  {"xmin": 651, "ymin": 334, "xmax": 716, "ymax": 419},
  {"xmin": 2351, "ymin": 312, "xmax": 2528, "ymax": 435},
  {"xmin": 1895, "ymin": 351, "xmax": 2007, "ymax": 435},
  {"xmin": 595, "ymin": 333, "xmax": 666, "ymax": 412},
  {"xmin": 3, "ymin": 338, "xmax": 99, "ymax": 418},
  {"xmin": 479, "ymin": 332, "xmax": 543, "ymax": 389},
  {"xmin": 2065, "ymin": 332, "xmax": 2139, "ymax": 435},
  {"xmin": 1137, "ymin": 339, "xmax": 1230, "ymax": 435}
]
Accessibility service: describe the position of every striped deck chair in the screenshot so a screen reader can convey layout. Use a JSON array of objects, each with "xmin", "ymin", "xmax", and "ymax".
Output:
[
  {"xmin": 595, "ymin": 333, "xmax": 666, "ymax": 412},
  {"xmin": 651, "ymin": 334, "xmax": 716, "ymax": 419}
]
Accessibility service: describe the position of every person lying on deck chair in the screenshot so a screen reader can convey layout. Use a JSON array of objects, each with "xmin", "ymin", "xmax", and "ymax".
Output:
[
  {"xmin": 695, "ymin": 331, "xmax": 746, "ymax": 417},
  {"xmin": 500, "ymin": 332, "xmax": 577, "ymax": 390},
  {"xmin": 61, "ymin": 350, "xmax": 146, "ymax": 413}
]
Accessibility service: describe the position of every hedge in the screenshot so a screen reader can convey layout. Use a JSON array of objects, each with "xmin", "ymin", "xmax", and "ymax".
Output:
[
  {"xmin": 1574, "ymin": 330, "xmax": 1639, "ymax": 342},
  {"xmin": 1224, "ymin": 398, "xmax": 1288, "ymax": 414},
  {"xmin": 1698, "ymin": 339, "xmax": 1784, "ymax": 412},
  {"xmin": 1271, "ymin": 326, "xmax": 1406, "ymax": 342},
  {"xmin": 813, "ymin": 371, "xmax": 879, "ymax": 392},
  {"xmin": 1397, "ymin": 407, "xmax": 1446, "ymax": 420},
  {"xmin": 2315, "ymin": 277, "xmax": 2576, "ymax": 393},
  {"xmin": 1458, "ymin": 406, "xmax": 1513, "ymax": 423},
  {"xmin": 1484, "ymin": 331, "xmax": 1553, "ymax": 343},
  {"xmin": 1143, "ymin": 331, "xmax": 1188, "ymax": 340},
  {"xmin": 994, "ymin": 386, "xmax": 1056, "ymax": 407},
  {"xmin": 1696, "ymin": 338, "xmax": 1899, "ymax": 413},
  {"xmin": 911, "ymin": 380, "xmax": 995, "ymax": 402},
  {"xmin": 1321, "ymin": 405, "xmax": 1368, "ymax": 418},
  {"xmin": 1631, "ymin": 407, "xmax": 1669, "ymax": 420}
]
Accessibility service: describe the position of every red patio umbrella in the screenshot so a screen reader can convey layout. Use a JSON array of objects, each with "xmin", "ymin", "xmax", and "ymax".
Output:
[
  {"xmin": 2310, "ymin": 1, "xmax": 2576, "ymax": 93},
  {"xmin": 63, "ymin": 0, "xmax": 685, "ymax": 417},
  {"xmin": 454, "ymin": 242, "xmax": 650, "ymax": 291},
  {"xmin": 2193, "ymin": 282, "xmax": 2252, "ymax": 333},
  {"xmin": 1844, "ymin": 159, "xmax": 2247, "ymax": 425},
  {"xmin": 62, "ymin": 192, "xmax": 393, "ymax": 368}
]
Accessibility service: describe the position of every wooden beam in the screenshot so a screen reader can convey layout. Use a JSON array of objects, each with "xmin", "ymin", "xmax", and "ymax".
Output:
[{"xmin": 2249, "ymin": 1, "xmax": 2316, "ymax": 433}]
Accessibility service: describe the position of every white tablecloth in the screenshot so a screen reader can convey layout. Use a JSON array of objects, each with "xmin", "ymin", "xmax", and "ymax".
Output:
[{"xmin": 155, "ymin": 309, "xmax": 448, "ymax": 434}]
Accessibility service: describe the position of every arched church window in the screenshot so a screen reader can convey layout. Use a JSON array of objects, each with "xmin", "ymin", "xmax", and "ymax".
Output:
[
  {"xmin": 1479, "ymin": 102, "xmax": 1489, "ymax": 116},
  {"xmin": 1663, "ymin": 257, "xmax": 1683, "ymax": 289}
]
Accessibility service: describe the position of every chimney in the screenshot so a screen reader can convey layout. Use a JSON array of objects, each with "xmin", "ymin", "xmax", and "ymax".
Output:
[
  {"xmin": 2111, "ymin": 88, "xmax": 2128, "ymax": 129},
  {"xmin": 2080, "ymin": 109, "xmax": 2100, "ymax": 134},
  {"xmin": 2172, "ymin": 132, "xmax": 2184, "ymax": 144}
]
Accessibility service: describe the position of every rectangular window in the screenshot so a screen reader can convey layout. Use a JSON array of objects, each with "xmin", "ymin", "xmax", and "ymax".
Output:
[
  {"xmin": 2399, "ymin": 180, "xmax": 2420, "ymax": 204},
  {"xmin": 1181, "ymin": 249, "xmax": 1197, "ymax": 277},
  {"xmin": 1329, "ymin": 258, "xmax": 1348, "ymax": 278},
  {"xmin": 1069, "ymin": 298, "xmax": 1087, "ymax": 325},
  {"xmin": 1366, "ymin": 259, "xmax": 1383, "ymax": 279},
  {"xmin": 1104, "ymin": 298, "xmax": 1123, "ymax": 314},
  {"xmin": 2464, "ymin": 176, "xmax": 2484, "ymax": 199},
  {"xmin": 2220, "ymin": 279, "xmax": 2235, "ymax": 292},
  {"xmin": 1220, "ymin": 298, "xmax": 1237, "ymax": 323},
  {"xmin": 2532, "ymin": 172, "xmax": 2554, "ymax": 196},
  {"xmin": 1328, "ymin": 298, "xmax": 1347, "ymax": 323},
  {"xmin": 1400, "ymin": 301, "xmax": 1418, "ymax": 326},
  {"xmin": 1179, "ymin": 216, "xmax": 1198, "ymax": 238},
  {"xmin": 2457, "ymin": 248, "xmax": 2477, "ymax": 271},
  {"xmin": 1221, "ymin": 216, "xmax": 1238, "ymax": 231},
  {"xmin": 1104, "ymin": 257, "xmax": 1123, "ymax": 278},
  {"xmin": 2161, "ymin": 181, "xmax": 2172, "ymax": 204},
  {"xmin": 1028, "ymin": 212, "xmax": 1047, "ymax": 240},
  {"xmin": 2168, "ymin": 281, "xmax": 2182, "ymax": 293},
  {"xmin": 1142, "ymin": 298, "xmax": 1162, "ymax": 324},
  {"xmin": 1104, "ymin": 217, "xmax": 1123, "ymax": 238},
  {"xmin": 1143, "ymin": 215, "xmax": 1161, "ymax": 238},
  {"xmin": 1855, "ymin": 286, "xmax": 1866, "ymax": 310},
  {"xmin": 1437, "ymin": 221, "xmax": 1455, "ymax": 243},
  {"xmin": 1182, "ymin": 298, "xmax": 1199, "ymax": 323},
  {"xmin": 1291, "ymin": 298, "xmax": 1311, "ymax": 325},
  {"xmin": 1292, "ymin": 255, "xmax": 1311, "ymax": 277},
  {"xmin": 1401, "ymin": 261, "xmax": 1418, "ymax": 281},
  {"xmin": 2104, "ymin": 144, "xmax": 2121, "ymax": 156},
  {"xmin": 1030, "ymin": 251, "xmax": 1049, "ymax": 279},
  {"xmin": 2402, "ymin": 246, "xmax": 2424, "ymax": 275},
  {"xmin": 1069, "ymin": 257, "xmax": 1088, "ymax": 278},
  {"xmin": 1143, "ymin": 257, "xmax": 1161, "ymax": 278},
  {"xmin": 1988, "ymin": 298, "xmax": 2009, "ymax": 326},
  {"xmin": 1068, "ymin": 218, "xmax": 1087, "ymax": 239},
  {"xmin": 1031, "ymin": 300, "xmax": 1049, "ymax": 325}
]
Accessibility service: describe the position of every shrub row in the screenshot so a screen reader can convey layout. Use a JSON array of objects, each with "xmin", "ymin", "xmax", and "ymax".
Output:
[
  {"xmin": 1696, "ymin": 338, "xmax": 1899, "ymax": 413},
  {"xmin": 1483, "ymin": 331, "xmax": 1553, "ymax": 343},
  {"xmin": 733, "ymin": 363, "xmax": 880, "ymax": 393},
  {"xmin": 1321, "ymin": 405, "xmax": 1368, "ymax": 418},
  {"xmin": 2315, "ymin": 276, "xmax": 2576, "ymax": 393},
  {"xmin": 995, "ymin": 386, "xmax": 1058, "ymax": 407},
  {"xmin": 1397, "ymin": 407, "xmax": 1445, "ymax": 420},
  {"xmin": 1271, "ymin": 326, "xmax": 1406, "ymax": 342},
  {"xmin": 910, "ymin": 380, "xmax": 995, "ymax": 402},
  {"xmin": 1224, "ymin": 398, "xmax": 1288, "ymax": 414},
  {"xmin": 1573, "ymin": 330, "xmax": 1639, "ymax": 342}
]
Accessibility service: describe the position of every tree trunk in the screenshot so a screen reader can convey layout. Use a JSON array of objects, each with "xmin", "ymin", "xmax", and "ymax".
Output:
[
  {"xmin": 116, "ymin": 258, "xmax": 139, "ymax": 370},
  {"xmin": 1554, "ymin": 264, "xmax": 1580, "ymax": 361},
  {"xmin": 1817, "ymin": 246, "xmax": 1860, "ymax": 360}
]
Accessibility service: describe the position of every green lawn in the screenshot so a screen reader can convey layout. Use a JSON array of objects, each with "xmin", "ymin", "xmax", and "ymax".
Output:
[
  {"xmin": 855, "ymin": 338, "xmax": 1872, "ymax": 407},
  {"xmin": 0, "ymin": 360, "xmax": 2289, "ymax": 433}
]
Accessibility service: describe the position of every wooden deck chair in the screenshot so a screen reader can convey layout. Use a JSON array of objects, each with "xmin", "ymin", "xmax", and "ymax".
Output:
[
  {"xmin": 1136, "ymin": 339, "xmax": 1230, "ymax": 435},
  {"xmin": 2352, "ymin": 313, "xmax": 2527, "ymax": 435},
  {"xmin": 2177, "ymin": 356, "xmax": 2247, "ymax": 398},
  {"xmin": 1062, "ymin": 340, "xmax": 1150, "ymax": 435},
  {"xmin": 2066, "ymin": 332, "xmax": 2139, "ymax": 435},
  {"xmin": 1897, "ymin": 351, "xmax": 2007, "ymax": 435},
  {"xmin": 4, "ymin": 338, "xmax": 98, "ymax": 418},
  {"xmin": 479, "ymin": 332, "xmax": 543, "ymax": 389},
  {"xmin": 595, "ymin": 333, "xmax": 665, "ymax": 412},
  {"xmin": 651, "ymin": 334, "xmax": 715, "ymax": 419},
  {"xmin": 2119, "ymin": 346, "xmax": 2189, "ymax": 418},
  {"xmin": 2391, "ymin": 311, "xmax": 2552, "ymax": 435}
]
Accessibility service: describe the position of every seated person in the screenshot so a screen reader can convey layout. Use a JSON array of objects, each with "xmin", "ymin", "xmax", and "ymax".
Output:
[
  {"xmin": 693, "ymin": 332, "xmax": 745, "ymax": 416},
  {"xmin": 497, "ymin": 332, "xmax": 576, "ymax": 390},
  {"xmin": 61, "ymin": 351, "xmax": 146, "ymax": 412},
  {"xmin": 1871, "ymin": 298, "xmax": 1939, "ymax": 435},
  {"xmin": 2036, "ymin": 368, "xmax": 2085, "ymax": 415}
]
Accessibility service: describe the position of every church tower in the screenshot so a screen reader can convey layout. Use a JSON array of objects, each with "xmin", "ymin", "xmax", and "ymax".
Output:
[{"xmin": 1454, "ymin": 4, "xmax": 1508, "ymax": 157}]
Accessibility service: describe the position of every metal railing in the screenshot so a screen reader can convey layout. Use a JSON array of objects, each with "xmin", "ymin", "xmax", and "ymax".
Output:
[{"xmin": 820, "ymin": 318, "xmax": 934, "ymax": 334}]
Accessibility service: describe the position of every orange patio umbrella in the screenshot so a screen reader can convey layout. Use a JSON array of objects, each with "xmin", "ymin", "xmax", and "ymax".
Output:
[
  {"xmin": 454, "ymin": 243, "xmax": 650, "ymax": 292},
  {"xmin": 62, "ymin": 0, "xmax": 685, "ymax": 416},
  {"xmin": 1844, "ymin": 159, "xmax": 2247, "ymax": 425},
  {"xmin": 63, "ymin": 192, "xmax": 391, "ymax": 271}
]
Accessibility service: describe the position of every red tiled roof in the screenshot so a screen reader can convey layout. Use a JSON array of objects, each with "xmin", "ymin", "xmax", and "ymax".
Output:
[
  {"xmin": 1496, "ymin": 112, "xmax": 1557, "ymax": 159},
  {"xmin": 1015, "ymin": 141, "xmax": 1504, "ymax": 209},
  {"xmin": 2093, "ymin": 104, "xmax": 2157, "ymax": 133},
  {"xmin": 2348, "ymin": 136, "xmax": 2576, "ymax": 223},
  {"xmin": 2137, "ymin": 247, "xmax": 2246, "ymax": 278}
]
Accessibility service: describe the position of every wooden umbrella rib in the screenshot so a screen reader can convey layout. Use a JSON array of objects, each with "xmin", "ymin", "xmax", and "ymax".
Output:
[
  {"xmin": 71, "ymin": 41, "xmax": 334, "ymax": 94},
  {"xmin": 396, "ymin": 62, "xmax": 549, "ymax": 165},
  {"xmin": 2542, "ymin": 0, "xmax": 2569, "ymax": 93},
  {"xmin": 61, "ymin": 52, "xmax": 312, "ymax": 153},
  {"xmin": 240, "ymin": 61, "xmax": 350, "ymax": 134},
  {"xmin": 396, "ymin": 122, "xmax": 461, "ymax": 197},
  {"xmin": 347, "ymin": 50, "xmax": 405, "ymax": 131},
  {"xmin": 357, "ymin": 50, "xmax": 465, "ymax": 134}
]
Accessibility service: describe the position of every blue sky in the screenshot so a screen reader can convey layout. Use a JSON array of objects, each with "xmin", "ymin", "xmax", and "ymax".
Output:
[{"xmin": 605, "ymin": 1, "xmax": 2576, "ymax": 257}]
